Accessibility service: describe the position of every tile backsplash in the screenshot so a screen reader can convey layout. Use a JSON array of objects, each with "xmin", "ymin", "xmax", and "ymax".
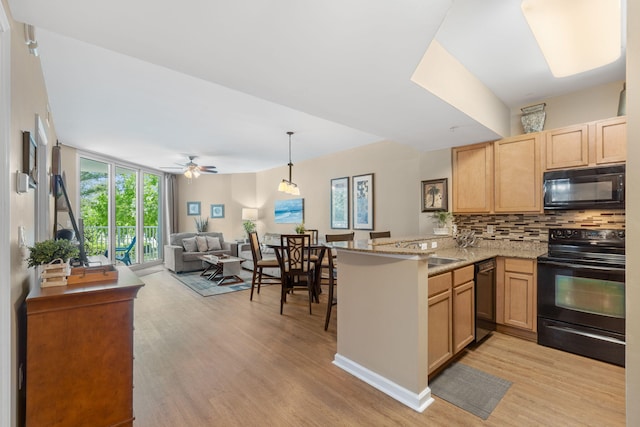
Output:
[{"xmin": 454, "ymin": 210, "xmax": 625, "ymax": 243}]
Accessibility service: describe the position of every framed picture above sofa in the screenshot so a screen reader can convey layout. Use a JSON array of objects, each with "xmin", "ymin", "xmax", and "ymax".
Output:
[
  {"xmin": 187, "ymin": 201, "xmax": 201, "ymax": 216},
  {"xmin": 210, "ymin": 204, "xmax": 225, "ymax": 218}
]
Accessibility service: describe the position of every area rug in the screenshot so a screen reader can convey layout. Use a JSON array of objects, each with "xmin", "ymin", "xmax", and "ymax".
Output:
[
  {"xmin": 171, "ymin": 270, "xmax": 259, "ymax": 297},
  {"xmin": 429, "ymin": 362, "xmax": 512, "ymax": 420}
]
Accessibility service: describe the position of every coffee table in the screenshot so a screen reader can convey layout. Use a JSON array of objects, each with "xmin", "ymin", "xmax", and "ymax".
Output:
[{"xmin": 199, "ymin": 255, "xmax": 245, "ymax": 285}]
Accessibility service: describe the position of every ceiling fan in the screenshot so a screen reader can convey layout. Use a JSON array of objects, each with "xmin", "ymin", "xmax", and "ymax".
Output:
[{"xmin": 160, "ymin": 155, "xmax": 218, "ymax": 178}]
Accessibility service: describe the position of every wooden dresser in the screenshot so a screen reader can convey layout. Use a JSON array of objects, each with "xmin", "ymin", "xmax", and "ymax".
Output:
[{"xmin": 25, "ymin": 266, "xmax": 144, "ymax": 427}]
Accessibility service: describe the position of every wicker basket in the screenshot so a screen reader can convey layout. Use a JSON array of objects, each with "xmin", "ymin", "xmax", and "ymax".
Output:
[{"xmin": 40, "ymin": 258, "xmax": 71, "ymax": 288}]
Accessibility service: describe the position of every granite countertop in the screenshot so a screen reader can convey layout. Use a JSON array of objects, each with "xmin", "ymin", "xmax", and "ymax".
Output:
[
  {"xmin": 424, "ymin": 246, "xmax": 546, "ymax": 276},
  {"xmin": 331, "ymin": 236, "xmax": 547, "ymax": 276},
  {"xmin": 330, "ymin": 239, "xmax": 435, "ymax": 257}
]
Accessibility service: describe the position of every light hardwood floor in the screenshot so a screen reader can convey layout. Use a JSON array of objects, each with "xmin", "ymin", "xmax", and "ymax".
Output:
[{"xmin": 133, "ymin": 269, "xmax": 625, "ymax": 426}]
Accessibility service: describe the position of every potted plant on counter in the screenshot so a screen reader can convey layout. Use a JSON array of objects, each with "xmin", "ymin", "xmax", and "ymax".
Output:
[
  {"xmin": 295, "ymin": 223, "xmax": 306, "ymax": 234},
  {"xmin": 27, "ymin": 239, "xmax": 79, "ymax": 268},
  {"xmin": 432, "ymin": 211, "xmax": 454, "ymax": 235},
  {"xmin": 27, "ymin": 239, "xmax": 79, "ymax": 287}
]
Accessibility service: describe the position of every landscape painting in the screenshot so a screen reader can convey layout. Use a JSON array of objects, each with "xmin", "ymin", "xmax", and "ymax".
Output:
[{"xmin": 274, "ymin": 198, "xmax": 304, "ymax": 224}]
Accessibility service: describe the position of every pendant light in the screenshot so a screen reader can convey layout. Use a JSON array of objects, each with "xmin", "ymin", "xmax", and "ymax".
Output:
[{"xmin": 278, "ymin": 131, "xmax": 300, "ymax": 195}]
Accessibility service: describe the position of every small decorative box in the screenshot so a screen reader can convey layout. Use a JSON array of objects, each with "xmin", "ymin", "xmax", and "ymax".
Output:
[{"xmin": 40, "ymin": 258, "xmax": 71, "ymax": 288}]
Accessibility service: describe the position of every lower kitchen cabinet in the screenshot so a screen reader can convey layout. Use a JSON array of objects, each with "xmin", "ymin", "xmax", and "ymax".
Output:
[
  {"xmin": 428, "ymin": 272, "xmax": 452, "ymax": 374},
  {"xmin": 428, "ymin": 265, "xmax": 475, "ymax": 374},
  {"xmin": 452, "ymin": 265, "xmax": 475, "ymax": 353},
  {"xmin": 496, "ymin": 257, "xmax": 537, "ymax": 337}
]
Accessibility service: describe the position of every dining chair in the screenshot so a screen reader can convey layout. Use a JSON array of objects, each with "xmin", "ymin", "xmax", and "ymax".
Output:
[
  {"xmin": 323, "ymin": 248, "xmax": 338, "ymax": 330},
  {"xmin": 277, "ymin": 234, "xmax": 316, "ymax": 315},
  {"xmin": 325, "ymin": 232, "xmax": 355, "ymax": 243},
  {"xmin": 303, "ymin": 229, "xmax": 320, "ymax": 262},
  {"xmin": 304, "ymin": 229, "xmax": 319, "ymax": 244},
  {"xmin": 369, "ymin": 231, "xmax": 391, "ymax": 239},
  {"xmin": 321, "ymin": 232, "xmax": 354, "ymax": 329},
  {"xmin": 248, "ymin": 232, "xmax": 281, "ymax": 301}
]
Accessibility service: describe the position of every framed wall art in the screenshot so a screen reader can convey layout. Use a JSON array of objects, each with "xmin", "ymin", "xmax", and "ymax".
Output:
[
  {"xmin": 22, "ymin": 131, "xmax": 37, "ymax": 189},
  {"xmin": 274, "ymin": 198, "xmax": 304, "ymax": 224},
  {"xmin": 421, "ymin": 178, "xmax": 448, "ymax": 212},
  {"xmin": 210, "ymin": 204, "xmax": 225, "ymax": 218},
  {"xmin": 330, "ymin": 177, "xmax": 349, "ymax": 229},
  {"xmin": 352, "ymin": 173, "xmax": 374, "ymax": 230},
  {"xmin": 187, "ymin": 201, "xmax": 201, "ymax": 216}
]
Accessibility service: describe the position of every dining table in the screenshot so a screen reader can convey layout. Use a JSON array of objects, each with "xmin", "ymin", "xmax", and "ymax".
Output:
[{"xmin": 265, "ymin": 240, "xmax": 328, "ymax": 300}]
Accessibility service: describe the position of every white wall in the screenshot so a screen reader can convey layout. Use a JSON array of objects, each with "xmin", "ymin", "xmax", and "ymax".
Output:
[
  {"xmin": 176, "ymin": 172, "xmax": 256, "ymax": 242},
  {"xmin": 5, "ymin": 0, "xmax": 58, "ymax": 424},
  {"xmin": 510, "ymin": 80, "xmax": 625, "ymax": 135},
  {"xmin": 625, "ymin": 0, "xmax": 639, "ymax": 423},
  {"xmin": 255, "ymin": 140, "xmax": 421, "ymax": 241},
  {"xmin": 418, "ymin": 147, "xmax": 453, "ymax": 234}
]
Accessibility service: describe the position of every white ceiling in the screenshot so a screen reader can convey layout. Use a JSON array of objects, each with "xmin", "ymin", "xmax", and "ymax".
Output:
[{"xmin": 8, "ymin": 0, "xmax": 626, "ymax": 174}]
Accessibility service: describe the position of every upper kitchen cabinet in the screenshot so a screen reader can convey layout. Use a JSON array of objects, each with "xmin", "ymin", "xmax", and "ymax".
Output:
[
  {"xmin": 595, "ymin": 116, "xmax": 626, "ymax": 165},
  {"xmin": 544, "ymin": 116, "xmax": 626, "ymax": 170},
  {"xmin": 452, "ymin": 142, "xmax": 494, "ymax": 214},
  {"xmin": 544, "ymin": 124, "xmax": 589, "ymax": 170},
  {"xmin": 494, "ymin": 133, "xmax": 542, "ymax": 213}
]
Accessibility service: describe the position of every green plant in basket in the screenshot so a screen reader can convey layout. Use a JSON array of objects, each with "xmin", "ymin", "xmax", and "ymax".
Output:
[
  {"xmin": 433, "ymin": 211, "xmax": 454, "ymax": 228},
  {"xmin": 27, "ymin": 239, "xmax": 79, "ymax": 268},
  {"xmin": 295, "ymin": 223, "xmax": 305, "ymax": 234}
]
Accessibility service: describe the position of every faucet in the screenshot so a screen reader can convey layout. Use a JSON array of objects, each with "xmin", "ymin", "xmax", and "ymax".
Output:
[{"xmin": 395, "ymin": 241, "xmax": 420, "ymax": 249}]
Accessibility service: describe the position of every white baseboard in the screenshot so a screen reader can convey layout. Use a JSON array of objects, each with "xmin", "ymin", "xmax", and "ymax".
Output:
[{"xmin": 333, "ymin": 353, "xmax": 434, "ymax": 413}]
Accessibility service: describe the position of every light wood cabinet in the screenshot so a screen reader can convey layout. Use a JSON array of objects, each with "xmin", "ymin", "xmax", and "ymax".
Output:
[
  {"xmin": 452, "ymin": 142, "xmax": 493, "ymax": 213},
  {"xmin": 494, "ymin": 133, "xmax": 542, "ymax": 213},
  {"xmin": 428, "ymin": 265, "xmax": 475, "ymax": 374},
  {"xmin": 595, "ymin": 116, "xmax": 626, "ymax": 165},
  {"xmin": 544, "ymin": 124, "xmax": 589, "ymax": 170},
  {"xmin": 26, "ymin": 267, "xmax": 144, "ymax": 427},
  {"xmin": 428, "ymin": 272, "xmax": 452, "ymax": 374},
  {"xmin": 544, "ymin": 116, "xmax": 626, "ymax": 170},
  {"xmin": 452, "ymin": 265, "xmax": 475, "ymax": 354},
  {"xmin": 496, "ymin": 258, "xmax": 537, "ymax": 334}
]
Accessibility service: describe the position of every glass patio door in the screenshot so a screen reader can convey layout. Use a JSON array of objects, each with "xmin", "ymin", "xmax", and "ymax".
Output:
[
  {"xmin": 79, "ymin": 156, "xmax": 162, "ymax": 266},
  {"xmin": 142, "ymin": 172, "xmax": 162, "ymax": 262},
  {"xmin": 114, "ymin": 166, "xmax": 138, "ymax": 265},
  {"xmin": 79, "ymin": 158, "xmax": 110, "ymax": 260}
]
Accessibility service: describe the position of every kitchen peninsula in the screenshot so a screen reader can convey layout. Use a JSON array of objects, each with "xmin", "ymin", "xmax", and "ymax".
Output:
[{"xmin": 331, "ymin": 237, "xmax": 545, "ymax": 412}]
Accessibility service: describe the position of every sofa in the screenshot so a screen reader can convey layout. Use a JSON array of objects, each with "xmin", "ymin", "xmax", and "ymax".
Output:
[
  {"xmin": 238, "ymin": 233, "xmax": 281, "ymax": 278},
  {"xmin": 164, "ymin": 232, "xmax": 237, "ymax": 273}
]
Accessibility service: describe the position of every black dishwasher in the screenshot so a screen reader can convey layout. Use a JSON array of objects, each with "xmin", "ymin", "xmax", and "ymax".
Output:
[{"xmin": 475, "ymin": 258, "xmax": 496, "ymax": 342}]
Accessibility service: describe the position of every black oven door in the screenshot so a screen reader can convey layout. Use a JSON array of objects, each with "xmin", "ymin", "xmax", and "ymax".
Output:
[{"xmin": 537, "ymin": 260, "xmax": 625, "ymax": 335}]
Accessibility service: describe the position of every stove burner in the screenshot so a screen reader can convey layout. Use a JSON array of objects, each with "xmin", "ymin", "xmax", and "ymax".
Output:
[{"xmin": 541, "ymin": 227, "xmax": 625, "ymax": 268}]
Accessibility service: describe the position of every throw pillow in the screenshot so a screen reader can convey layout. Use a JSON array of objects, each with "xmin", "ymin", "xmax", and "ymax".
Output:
[
  {"xmin": 195, "ymin": 236, "xmax": 208, "ymax": 252},
  {"xmin": 206, "ymin": 236, "xmax": 222, "ymax": 251},
  {"xmin": 182, "ymin": 237, "xmax": 198, "ymax": 252}
]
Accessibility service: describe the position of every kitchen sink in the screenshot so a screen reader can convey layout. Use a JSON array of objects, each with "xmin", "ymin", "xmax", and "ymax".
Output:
[{"xmin": 428, "ymin": 256, "xmax": 464, "ymax": 267}]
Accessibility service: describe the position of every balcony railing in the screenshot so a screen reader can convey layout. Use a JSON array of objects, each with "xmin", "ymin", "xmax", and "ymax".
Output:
[{"xmin": 83, "ymin": 225, "xmax": 160, "ymax": 263}]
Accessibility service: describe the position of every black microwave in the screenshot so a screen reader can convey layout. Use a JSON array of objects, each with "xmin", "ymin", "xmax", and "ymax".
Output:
[{"xmin": 543, "ymin": 165, "xmax": 625, "ymax": 210}]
